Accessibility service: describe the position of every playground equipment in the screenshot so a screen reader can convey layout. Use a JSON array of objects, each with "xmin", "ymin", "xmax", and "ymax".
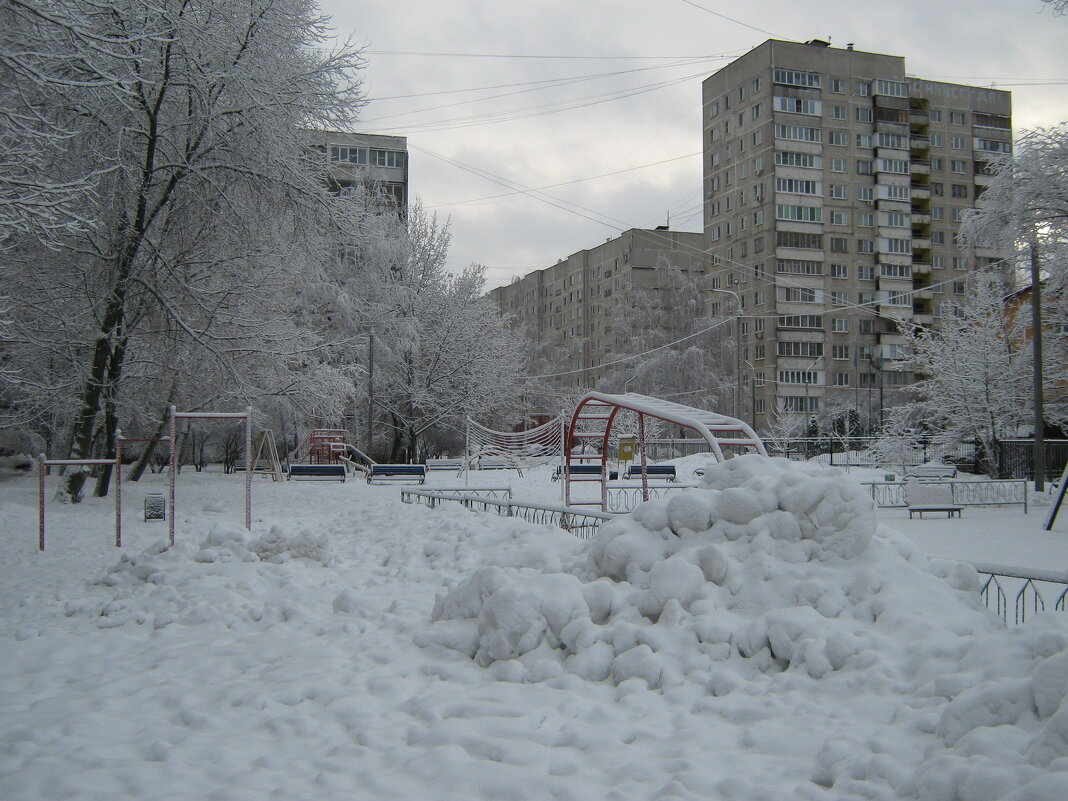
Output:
[
  {"xmin": 564, "ymin": 392, "xmax": 766, "ymax": 511},
  {"xmin": 464, "ymin": 415, "xmax": 565, "ymax": 472}
]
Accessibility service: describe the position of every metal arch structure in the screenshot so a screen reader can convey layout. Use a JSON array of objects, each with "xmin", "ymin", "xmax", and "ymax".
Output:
[{"xmin": 564, "ymin": 392, "xmax": 767, "ymax": 511}]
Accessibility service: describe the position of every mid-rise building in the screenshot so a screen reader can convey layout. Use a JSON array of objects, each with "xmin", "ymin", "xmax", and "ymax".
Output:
[
  {"xmin": 702, "ymin": 39, "xmax": 1012, "ymax": 431},
  {"xmin": 488, "ymin": 228, "xmax": 707, "ymax": 386},
  {"xmin": 307, "ymin": 130, "xmax": 408, "ymax": 216}
]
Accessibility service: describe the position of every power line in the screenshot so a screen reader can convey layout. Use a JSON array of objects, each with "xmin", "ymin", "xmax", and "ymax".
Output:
[
  {"xmin": 675, "ymin": 0, "xmax": 791, "ymax": 40},
  {"xmin": 364, "ymin": 49, "xmax": 739, "ymax": 60}
]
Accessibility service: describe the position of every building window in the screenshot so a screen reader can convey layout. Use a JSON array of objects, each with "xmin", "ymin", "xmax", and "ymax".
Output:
[
  {"xmin": 831, "ymin": 263, "xmax": 848, "ymax": 279},
  {"xmin": 950, "ymin": 111, "xmax": 965, "ymax": 125},
  {"xmin": 859, "ymin": 318, "xmax": 875, "ymax": 334},
  {"xmin": 858, "ymin": 212, "xmax": 874, "ymax": 227},
  {"xmin": 779, "ymin": 370, "xmax": 820, "ymax": 385},
  {"xmin": 829, "ymin": 105, "xmax": 846, "ymax": 120},
  {"xmin": 831, "ymin": 78, "xmax": 845, "ymax": 93},
  {"xmin": 751, "ymin": 103, "xmax": 762, "ymax": 120},
  {"xmin": 834, "ymin": 372, "xmax": 851, "ymax": 386},
  {"xmin": 874, "ymin": 79, "xmax": 908, "ymax": 97},
  {"xmin": 886, "ymin": 290, "xmax": 910, "ymax": 306},
  {"xmin": 776, "ymin": 204, "xmax": 822, "ymax": 222},
  {"xmin": 856, "ymin": 133, "xmax": 873, "ymax": 148},
  {"xmin": 855, "ymin": 107, "xmax": 873, "ymax": 122},
  {"xmin": 776, "ymin": 231, "xmax": 822, "ymax": 249},
  {"xmin": 950, "ymin": 135, "xmax": 966, "ymax": 150},
  {"xmin": 858, "ymin": 265, "xmax": 874, "ymax": 280},
  {"xmin": 776, "ymin": 259, "xmax": 823, "ymax": 275},
  {"xmin": 831, "ymin": 290, "xmax": 847, "ymax": 305},
  {"xmin": 953, "ymin": 256, "xmax": 968, "ymax": 270},
  {"xmin": 932, "ymin": 231, "xmax": 945, "ymax": 244},
  {"xmin": 778, "ymin": 314, "xmax": 824, "ymax": 329},
  {"xmin": 951, "ymin": 184, "xmax": 969, "ymax": 199},
  {"xmin": 857, "ymin": 186, "xmax": 874, "ymax": 202},
  {"xmin": 779, "ymin": 287, "xmax": 818, "ymax": 303},
  {"xmin": 829, "ymin": 184, "xmax": 847, "ymax": 199},
  {"xmin": 776, "ymin": 178, "xmax": 822, "ymax": 195},
  {"xmin": 882, "ymin": 238, "xmax": 912, "ymax": 254},
  {"xmin": 330, "ymin": 145, "xmax": 368, "ymax": 164},
  {"xmin": 832, "ymin": 317, "xmax": 848, "ymax": 332},
  {"xmin": 828, "ymin": 130, "xmax": 848, "ymax": 146},
  {"xmin": 773, "ymin": 68, "xmax": 821, "ymax": 88},
  {"xmin": 370, "ymin": 149, "xmax": 405, "ymax": 168},
  {"xmin": 832, "ymin": 344, "xmax": 850, "ymax": 360},
  {"xmin": 929, "ymin": 110, "xmax": 942, "ymax": 123},
  {"xmin": 857, "ymin": 239, "xmax": 875, "ymax": 254},
  {"xmin": 782, "ymin": 396, "xmax": 820, "ymax": 412},
  {"xmin": 952, "ymin": 208, "xmax": 966, "ymax": 222},
  {"xmin": 831, "ymin": 210, "xmax": 848, "ymax": 225},
  {"xmin": 854, "ymin": 81, "xmax": 871, "ymax": 96},
  {"xmin": 775, "ymin": 124, "xmax": 822, "ymax": 142},
  {"xmin": 856, "ymin": 160, "xmax": 873, "ymax": 175},
  {"xmin": 776, "ymin": 151, "xmax": 822, "ymax": 168},
  {"xmin": 752, "ymin": 77, "xmax": 762, "ymax": 93},
  {"xmin": 931, "ymin": 157, "xmax": 944, "ymax": 171},
  {"xmin": 932, "ymin": 207, "xmax": 944, "ymax": 220},
  {"xmin": 777, "ymin": 341, "xmax": 823, "ymax": 357},
  {"xmin": 880, "ymin": 263, "xmax": 911, "ymax": 279},
  {"xmin": 931, "ymin": 182, "xmax": 944, "ymax": 196},
  {"xmin": 774, "ymin": 96, "xmax": 821, "ymax": 115},
  {"xmin": 830, "ymin": 157, "xmax": 847, "ymax": 172}
]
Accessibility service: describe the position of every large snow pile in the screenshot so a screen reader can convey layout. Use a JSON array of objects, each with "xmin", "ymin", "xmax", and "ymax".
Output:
[{"xmin": 429, "ymin": 455, "xmax": 1068, "ymax": 799}]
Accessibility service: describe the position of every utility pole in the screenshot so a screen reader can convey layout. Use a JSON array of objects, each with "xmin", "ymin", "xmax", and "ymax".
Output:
[
  {"xmin": 366, "ymin": 331, "xmax": 375, "ymax": 458},
  {"xmin": 1030, "ymin": 240, "xmax": 1045, "ymax": 491}
]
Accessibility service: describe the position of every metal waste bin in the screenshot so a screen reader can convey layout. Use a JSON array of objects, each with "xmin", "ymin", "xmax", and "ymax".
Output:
[{"xmin": 144, "ymin": 493, "xmax": 166, "ymax": 521}]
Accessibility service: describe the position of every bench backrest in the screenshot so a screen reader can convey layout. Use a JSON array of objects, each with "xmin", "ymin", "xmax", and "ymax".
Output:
[
  {"xmin": 625, "ymin": 465, "xmax": 676, "ymax": 477},
  {"xmin": 371, "ymin": 464, "xmax": 426, "ymax": 475},
  {"xmin": 905, "ymin": 479, "xmax": 956, "ymax": 507}
]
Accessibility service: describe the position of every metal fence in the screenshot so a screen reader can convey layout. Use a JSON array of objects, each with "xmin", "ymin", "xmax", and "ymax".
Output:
[
  {"xmin": 997, "ymin": 440, "xmax": 1068, "ymax": 480},
  {"xmin": 400, "ymin": 488, "xmax": 612, "ymax": 539},
  {"xmin": 605, "ymin": 483, "xmax": 699, "ymax": 513},
  {"xmin": 974, "ymin": 563, "xmax": 1068, "ymax": 624},
  {"xmin": 861, "ymin": 480, "xmax": 1029, "ymax": 511}
]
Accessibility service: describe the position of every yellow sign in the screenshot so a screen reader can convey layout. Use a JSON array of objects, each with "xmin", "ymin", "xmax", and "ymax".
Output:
[{"xmin": 618, "ymin": 438, "xmax": 636, "ymax": 461}]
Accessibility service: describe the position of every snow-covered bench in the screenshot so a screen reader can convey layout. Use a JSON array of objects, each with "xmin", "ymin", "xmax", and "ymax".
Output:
[
  {"xmin": 552, "ymin": 465, "xmax": 618, "ymax": 481},
  {"xmin": 905, "ymin": 479, "xmax": 963, "ymax": 518},
  {"xmin": 288, "ymin": 464, "xmax": 346, "ymax": 482},
  {"xmin": 623, "ymin": 464, "xmax": 677, "ymax": 482},
  {"xmin": 367, "ymin": 464, "xmax": 427, "ymax": 484},
  {"xmin": 426, "ymin": 458, "xmax": 464, "ymax": 471},
  {"xmin": 905, "ymin": 464, "xmax": 958, "ymax": 480}
]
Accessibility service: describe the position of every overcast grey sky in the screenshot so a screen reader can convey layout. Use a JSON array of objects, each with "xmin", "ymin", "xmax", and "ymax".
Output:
[{"xmin": 319, "ymin": 0, "xmax": 1068, "ymax": 290}]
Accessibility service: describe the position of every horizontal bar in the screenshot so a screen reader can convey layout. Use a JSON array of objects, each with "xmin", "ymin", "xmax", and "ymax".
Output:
[
  {"xmin": 172, "ymin": 412, "xmax": 248, "ymax": 419},
  {"xmin": 42, "ymin": 459, "xmax": 118, "ymax": 465}
]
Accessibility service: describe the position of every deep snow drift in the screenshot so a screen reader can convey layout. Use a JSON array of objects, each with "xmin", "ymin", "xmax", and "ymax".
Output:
[{"xmin": 2, "ymin": 455, "xmax": 1067, "ymax": 800}]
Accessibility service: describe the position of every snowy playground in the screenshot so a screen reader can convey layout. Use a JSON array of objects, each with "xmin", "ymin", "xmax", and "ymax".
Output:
[{"xmin": 3, "ymin": 448, "xmax": 1068, "ymax": 801}]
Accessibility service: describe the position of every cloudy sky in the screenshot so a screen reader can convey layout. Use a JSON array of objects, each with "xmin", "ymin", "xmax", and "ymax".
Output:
[{"xmin": 319, "ymin": 0, "xmax": 1068, "ymax": 290}]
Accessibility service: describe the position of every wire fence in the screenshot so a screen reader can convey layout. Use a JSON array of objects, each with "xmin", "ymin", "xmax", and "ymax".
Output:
[
  {"xmin": 974, "ymin": 563, "xmax": 1068, "ymax": 625},
  {"xmin": 860, "ymin": 480, "xmax": 1029, "ymax": 511}
]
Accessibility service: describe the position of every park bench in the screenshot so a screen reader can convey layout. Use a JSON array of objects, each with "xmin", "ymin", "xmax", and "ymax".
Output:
[
  {"xmin": 904, "ymin": 464, "xmax": 958, "ymax": 480},
  {"xmin": 624, "ymin": 464, "xmax": 677, "ymax": 482},
  {"xmin": 426, "ymin": 458, "xmax": 464, "ymax": 471},
  {"xmin": 477, "ymin": 457, "xmax": 517, "ymax": 470},
  {"xmin": 905, "ymin": 479, "xmax": 963, "ymax": 519},
  {"xmin": 367, "ymin": 464, "xmax": 427, "ymax": 484},
  {"xmin": 552, "ymin": 465, "xmax": 618, "ymax": 481},
  {"xmin": 288, "ymin": 463, "xmax": 346, "ymax": 482}
]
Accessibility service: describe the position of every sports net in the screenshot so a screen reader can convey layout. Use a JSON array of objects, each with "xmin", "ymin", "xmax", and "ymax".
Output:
[{"xmin": 466, "ymin": 416, "xmax": 565, "ymax": 468}]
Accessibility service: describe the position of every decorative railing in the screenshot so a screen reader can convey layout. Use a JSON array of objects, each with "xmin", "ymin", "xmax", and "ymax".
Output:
[
  {"xmin": 973, "ymin": 563, "xmax": 1068, "ymax": 624},
  {"xmin": 605, "ymin": 483, "xmax": 699, "ymax": 513},
  {"xmin": 400, "ymin": 489, "xmax": 612, "ymax": 539},
  {"xmin": 861, "ymin": 480, "xmax": 1028, "ymax": 511}
]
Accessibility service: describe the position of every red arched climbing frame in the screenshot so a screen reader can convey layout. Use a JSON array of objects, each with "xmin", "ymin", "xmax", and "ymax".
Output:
[{"xmin": 564, "ymin": 392, "xmax": 767, "ymax": 511}]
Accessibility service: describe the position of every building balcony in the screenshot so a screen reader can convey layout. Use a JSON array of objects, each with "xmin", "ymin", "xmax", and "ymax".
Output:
[
  {"xmin": 910, "ymin": 136, "xmax": 930, "ymax": 151},
  {"xmin": 974, "ymin": 173, "xmax": 994, "ymax": 187},
  {"xmin": 913, "ymin": 312, "xmax": 934, "ymax": 325},
  {"xmin": 910, "ymin": 160, "xmax": 930, "ymax": 175},
  {"xmin": 911, "ymin": 236, "xmax": 931, "ymax": 249},
  {"xmin": 911, "ymin": 260, "xmax": 932, "ymax": 275},
  {"xmin": 912, "ymin": 212, "xmax": 931, "ymax": 225},
  {"xmin": 910, "ymin": 187, "xmax": 931, "ymax": 200}
]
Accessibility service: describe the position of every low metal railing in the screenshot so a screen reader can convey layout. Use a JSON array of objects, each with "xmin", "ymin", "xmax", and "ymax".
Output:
[
  {"xmin": 400, "ymin": 489, "xmax": 612, "ymax": 539},
  {"xmin": 605, "ymin": 483, "xmax": 699, "ymax": 513},
  {"xmin": 861, "ymin": 480, "xmax": 1028, "ymax": 512},
  {"xmin": 973, "ymin": 563, "xmax": 1068, "ymax": 624}
]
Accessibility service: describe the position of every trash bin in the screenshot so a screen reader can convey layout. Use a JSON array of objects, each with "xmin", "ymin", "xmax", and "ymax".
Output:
[{"xmin": 144, "ymin": 493, "xmax": 166, "ymax": 521}]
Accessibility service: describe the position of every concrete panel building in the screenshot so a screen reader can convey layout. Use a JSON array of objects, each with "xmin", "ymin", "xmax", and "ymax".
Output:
[
  {"xmin": 307, "ymin": 130, "xmax": 408, "ymax": 216},
  {"xmin": 702, "ymin": 39, "xmax": 1012, "ymax": 431},
  {"xmin": 488, "ymin": 228, "xmax": 707, "ymax": 386}
]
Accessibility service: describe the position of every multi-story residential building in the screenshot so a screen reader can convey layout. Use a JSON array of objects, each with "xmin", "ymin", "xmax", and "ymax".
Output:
[
  {"xmin": 702, "ymin": 39, "xmax": 1012, "ymax": 431},
  {"xmin": 488, "ymin": 228, "xmax": 707, "ymax": 386},
  {"xmin": 307, "ymin": 130, "xmax": 408, "ymax": 215}
]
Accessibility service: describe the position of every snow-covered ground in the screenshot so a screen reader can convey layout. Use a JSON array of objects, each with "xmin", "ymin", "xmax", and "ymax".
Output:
[{"xmin": 2, "ymin": 455, "xmax": 1067, "ymax": 801}]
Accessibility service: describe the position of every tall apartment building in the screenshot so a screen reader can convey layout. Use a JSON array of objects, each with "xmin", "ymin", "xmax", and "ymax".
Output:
[
  {"xmin": 488, "ymin": 228, "xmax": 707, "ymax": 386},
  {"xmin": 703, "ymin": 39, "xmax": 1011, "ymax": 431},
  {"xmin": 307, "ymin": 130, "xmax": 408, "ymax": 215}
]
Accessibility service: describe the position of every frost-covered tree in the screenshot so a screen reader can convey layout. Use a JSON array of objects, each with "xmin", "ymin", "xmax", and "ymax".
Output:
[
  {"xmin": 598, "ymin": 262, "xmax": 735, "ymax": 414},
  {"xmin": 883, "ymin": 273, "xmax": 1031, "ymax": 475},
  {"xmin": 962, "ymin": 123, "xmax": 1068, "ymax": 428},
  {"xmin": 0, "ymin": 0, "xmax": 365, "ymax": 500},
  {"xmin": 349, "ymin": 204, "xmax": 529, "ymax": 462}
]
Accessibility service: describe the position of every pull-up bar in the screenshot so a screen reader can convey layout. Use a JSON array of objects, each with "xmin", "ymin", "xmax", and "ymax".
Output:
[{"xmin": 168, "ymin": 406, "xmax": 252, "ymax": 546}]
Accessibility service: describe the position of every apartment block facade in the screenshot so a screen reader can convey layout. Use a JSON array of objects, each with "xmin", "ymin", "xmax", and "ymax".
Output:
[
  {"xmin": 488, "ymin": 228, "xmax": 707, "ymax": 385},
  {"xmin": 307, "ymin": 130, "xmax": 409, "ymax": 215},
  {"xmin": 703, "ymin": 39, "xmax": 1011, "ymax": 430}
]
